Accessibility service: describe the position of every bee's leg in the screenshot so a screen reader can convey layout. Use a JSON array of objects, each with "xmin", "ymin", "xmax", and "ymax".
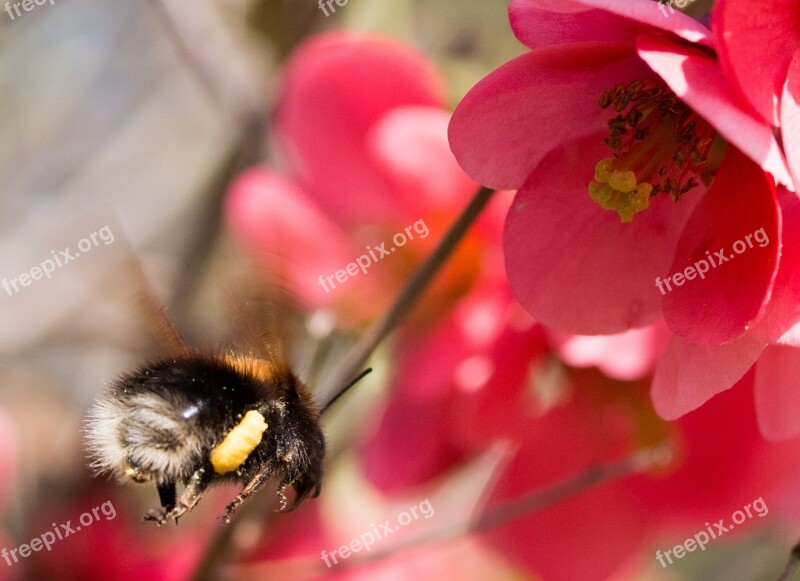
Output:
[
  {"xmin": 220, "ymin": 469, "xmax": 272, "ymax": 525},
  {"xmin": 283, "ymin": 470, "xmax": 321, "ymax": 512},
  {"xmin": 144, "ymin": 469, "xmax": 210, "ymax": 526},
  {"xmin": 157, "ymin": 482, "xmax": 177, "ymax": 512}
]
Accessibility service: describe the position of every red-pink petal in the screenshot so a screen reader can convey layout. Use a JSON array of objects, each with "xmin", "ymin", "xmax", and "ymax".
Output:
[
  {"xmin": 275, "ymin": 32, "xmax": 444, "ymax": 224},
  {"xmin": 510, "ymin": 0, "xmax": 711, "ymax": 50},
  {"xmin": 359, "ymin": 322, "xmax": 475, "ymax": 491},
  {"xmin": 636, "ymin": 34, "xmax": 793, "ymax": 186},
  {"xmin": 225, "ymin": 168, "xmax": 366, "ymax": 309},
  {"xmin": 485, "ymin": 400, "xmax": 646, "ymax": 581},
  {"xmin": 448, "ymin": 44, "xmax": 652, "ymax": 190},
  {"xmin": 367, "ymin": 107, "xmax": 476, "ymax": 216},
  {"xmin": 548, "ymin": 320, "xmax": 670, "ymax": 381},
  {"xmin": 713, "ymin": 0, "xmax": 800, "ymax": 126},
  {"xmin": 782, "ymin": 51, "xmax": 800, "ymax": 188},
  {"xmin": 651, "ymin": 333, "xmax": 765, "ymax": 420},
  {"xmin": 634, "ymin": 372, "xmax": 780, "ymax": 524},
  {"xmin": 778, "ymin": 321, "xmax": 800, "ymax": 347},
  {"xmin": 754, "ymin": 345, "xmax": 800, "ymax": 440},
  {"xmin": 504, "ymin": 134, "xmax": 699, "ymax": 335},
  {"xmin": 662, "ymin": 148, "xmax": 780, "ymax": 345},
  {"xmin": 752, "ymin": 188, "xmax": 800, "ymax": 342}
]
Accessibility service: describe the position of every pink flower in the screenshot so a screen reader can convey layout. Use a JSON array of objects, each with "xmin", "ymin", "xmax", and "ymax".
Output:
[
  {"xmin": 713, "ymin": 0, "xmax": 800, "ymax": 183},
  {"xmin": 226, "ymin": 32, "xmax": 485, "ymax": 326},
  {"xmin": 335, "ymin": 279, "xmax": 799, "ymax": 580},
  {"xmin": 448, "ymin": 0, "xmax": 800, "ymax": 434},
  {"xmin": 449, "ymin": 0, "xmax": 790, "ymax": 339}
]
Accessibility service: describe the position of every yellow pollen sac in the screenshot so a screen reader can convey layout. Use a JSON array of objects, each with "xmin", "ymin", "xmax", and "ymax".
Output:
[
  {"xmin": 589, "ymin": 158, "xmax": 652, "ymax": 222},
  {"xmin": 210, "ymin": 410, "xmax": 268, "ymax": 474}
]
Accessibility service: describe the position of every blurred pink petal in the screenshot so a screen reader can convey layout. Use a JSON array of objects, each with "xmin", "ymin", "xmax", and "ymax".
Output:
[
  {"xmin": 662, "ymin": 147, "xmax": 780, "ymax": 345},
  {"xmin": 485, "ymin": 397, "xmax": 646, "ymax": 581},
  {"xmin": 651, "ymin": 333, "xmax": 765, "ymax": 420},
  {"xmin": 245, "ymin": 502, "xmax": 329, "ymax": 564},
  {"xmin": 754, "ymin": 345, "xmax": 800, "ymax": 440},
  {"xmin": 777, "ymin": 322, "xmax": 800, "ymax": 347},
  {"xmin": 548, "ymin": 320, "xmax": 669, "ymax": 380},
  {"xmin": 275, "ymin": 32, "xmax": 445, "ymax": 224},
  {"xmin": 453, "ymin": 324, "xmax": 549, "ymax": 450},
  {"xmin": 635, "ymin": 372, "xmax": 797, "ymax": 524},
  {"xmin": 752, "ymin": 188, "xmax": 800, "ymax": 343},
  {"xmin": 359, "ymin": 320, "xmax": 476, "ymax": 491},
  {"xmin": 367, "ymin": 107, "xmax": 476, "ymax": 215},
  {"xmin": 225, "ymin": 167, "xmax": 377, "ymax": 310},
  {"xmin": 503, "ymin": 134, "xmax": 698, "ymax": 335},
  {"xmin": 0, "ymin": 410, "xmax": 17, "ymax": 511}
]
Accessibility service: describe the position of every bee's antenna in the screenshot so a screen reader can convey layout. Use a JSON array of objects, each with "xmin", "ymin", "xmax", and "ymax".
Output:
[{"xmin": 320, "ymin": 368, "xmax": 373, "ymax": 415}]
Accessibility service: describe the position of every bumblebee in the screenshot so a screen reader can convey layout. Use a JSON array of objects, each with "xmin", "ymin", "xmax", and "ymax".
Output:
[
  {"xmin": 83, "ymin": 267, "xmax": 368, "ymax": 526},
  {"xmin": 85, "ymin": 351, "xmax": 328, "ymax": 524}
]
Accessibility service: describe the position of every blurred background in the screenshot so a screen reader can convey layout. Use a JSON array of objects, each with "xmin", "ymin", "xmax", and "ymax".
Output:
[{"xmin": 0, "ymin": 0, "xmax": 795, "ymax": 580}]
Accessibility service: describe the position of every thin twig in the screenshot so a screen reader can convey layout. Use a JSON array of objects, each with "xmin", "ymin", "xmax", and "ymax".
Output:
[
  {"xmin": 318, "ymin": 185, "xmax": 496, "ymax": 404},
  {"xmin": 778, "ymin": 541, "xmax": 800, "ymax": 581},
  {"xmin": 233, "ymin": 445, "xmax": 671, "ymax": 578},
  {"xmin": 330, "ymin": 445, "xmax": 673, "ymax": 571}
]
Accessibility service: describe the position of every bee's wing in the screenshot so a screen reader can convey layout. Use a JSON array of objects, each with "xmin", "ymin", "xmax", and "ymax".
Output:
[
  {"xmin": 0, "ymin": 212, "xmax": 192, "ymax": 359},
  {"xmin": 225, "ymin": 267, "xmax": 301, "ymax": 367},
  {"xmin": 126, "ymin": 253, "xmax": 191, "ymax": 357}
]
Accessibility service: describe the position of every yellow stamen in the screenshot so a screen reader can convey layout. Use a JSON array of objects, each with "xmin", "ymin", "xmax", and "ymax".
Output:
[
  {"xmin": 589, "ymin": 158, "xmax": 652, "ymax": 222},
  {"xmin": 588, "ymin": 80, "xmax": 716, "ymax": 222}
]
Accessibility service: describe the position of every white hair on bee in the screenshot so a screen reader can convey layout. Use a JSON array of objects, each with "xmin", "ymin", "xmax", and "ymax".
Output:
[{"xmin": 85, "ymin": 390, "xmax": 207, "ymax": 485}]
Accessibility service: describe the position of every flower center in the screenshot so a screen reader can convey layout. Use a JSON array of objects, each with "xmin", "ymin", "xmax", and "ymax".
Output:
[{"xmin": 589, "ymin": 80, "xmax": 715, "ymax": 222}]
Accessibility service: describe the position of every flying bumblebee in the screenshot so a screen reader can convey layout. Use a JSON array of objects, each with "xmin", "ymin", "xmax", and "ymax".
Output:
[{"xmin": 84, "ymin": 268, "xmax": 367, "ymax": 526}]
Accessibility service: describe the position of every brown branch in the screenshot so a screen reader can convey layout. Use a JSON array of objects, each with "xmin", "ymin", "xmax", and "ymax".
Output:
[
  {"xmin": 329, "ymin": 445, "xmax": 673, "ymax": 572},
  {"xmin": 231, "ymin": 445, "xmax": 671, "ymax": 579},
  {"xmin": 317, "ymin": 185, "xmax": 496, "ymax": 404}
]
